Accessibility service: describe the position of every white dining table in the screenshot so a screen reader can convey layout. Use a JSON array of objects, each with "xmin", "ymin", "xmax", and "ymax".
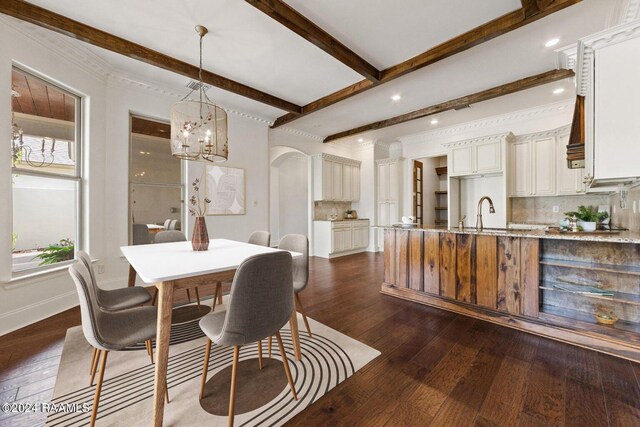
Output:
[{"xmin": 120, "ymin": 238, "xmax": 302, "ymax": 427}]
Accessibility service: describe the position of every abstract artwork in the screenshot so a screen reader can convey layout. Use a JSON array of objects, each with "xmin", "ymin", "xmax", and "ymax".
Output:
[{"xmin": 205, "ymin": 165, "xmax": 245, "ymax": 215}]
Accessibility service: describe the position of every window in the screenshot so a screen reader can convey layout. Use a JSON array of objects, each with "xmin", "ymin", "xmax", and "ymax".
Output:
[
  {"xmin": 129, "ymin": 115, "xmax": 183, "ymax": 245},
  {"xmin": 11, "ymin": 67, "xmax": 81, "ymax": 274}
]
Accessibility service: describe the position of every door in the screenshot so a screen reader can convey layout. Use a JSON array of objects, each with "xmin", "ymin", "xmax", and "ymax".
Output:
[
  {"xmin": 378, "ymin": 163, "xmax": 389, "ymax": 201},
  {"xmin": 322, "ymin": 158, "xmax": 333, "ymax": 200},
  {"xmin": 342, "ymin": 164, "xmax": 352, "ymax": 201},
  {"xmin": 450, "ymin": 145, "xmax": 473, "ymax": 176},
  {"xmin": 331, "ymin": 161, "xmax": 342, "ymax": 201},
  {"xmin": 532, "ymin": 137, "xmax": 556, "ymax": 196},
  {"xmin": 475, "ymin": 140, "xmax": 502, "ymax": 174},
  {"xmin": 556, "ymin": 134, "xmax": 584, "ymax": 195},
  {"xmin": 510, "ymin": 140, "xmax": 531, "ymax": 196},
  {"xmin": 413, "ymin": 160, "xmax": 423, "ymax": 225}
]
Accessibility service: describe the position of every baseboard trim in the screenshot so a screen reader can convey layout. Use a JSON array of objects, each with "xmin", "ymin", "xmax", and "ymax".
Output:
[{"xmin": 0, "ymin": 290, "xmax": 78, "ymax": 336}]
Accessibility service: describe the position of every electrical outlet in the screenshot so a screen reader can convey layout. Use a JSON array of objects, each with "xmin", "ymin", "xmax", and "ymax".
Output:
[
  {"xmin": 552, "ymin": 206, "xmax": 559, "ymax": 213},
  {"xmin": 95, "ymin": 263, "xmax": 105, "ymax": 274}
]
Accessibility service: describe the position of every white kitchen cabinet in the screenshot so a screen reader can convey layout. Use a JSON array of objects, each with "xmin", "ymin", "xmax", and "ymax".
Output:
[
  {"xmin": 556, "ymin": 133, "xmax": 585, "ymax": 195},
  {"xmin": 312, "ymin": 154, "xmax": 361, "ymax": 201},
  {"xmin": 313, "ymin": 219, "xmax": 370, "ymax": 258},
  {"xmin": 444, "ymin": 134, "xmax": 509, "ymax": 177},
  {"xmin": 509, "ymin": 126, "xmax": 585, "ymax": 197},
  {"xmin": 376, "ymin": 158, "xmax": 403, "ymax": 251},
  {"xmin": 531, "ymin": 137, "xmax": 556, "ymax": 196},
  {"xmin": 510, "ymin": 140, "xmax": 531, "ymax": 197},
  {"xmin": 573, "ymin": 21, "xmax": 640, "ymax": 188},
  {"xmin": 450, "ymin": 145, "xmax": 474, "ymax": 176},
  {"xmin": 475, "ymin": 140, "xmax": 502, "ymax": 174}
]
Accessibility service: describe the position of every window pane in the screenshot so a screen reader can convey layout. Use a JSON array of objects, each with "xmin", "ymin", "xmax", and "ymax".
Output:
[
  {"xmin": 12, "ymin": 174, "xmax": 77, "ymax": 273},
  {"xmin": 11, "ymin": 68, "xmax": 78, "ymax": 177}
]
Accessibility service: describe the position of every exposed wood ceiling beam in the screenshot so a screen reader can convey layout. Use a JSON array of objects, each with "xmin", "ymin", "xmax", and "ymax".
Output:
[
  {"xmin": 245, "ymin": 0, "xmax": 380, "ymax": 82},
  {"xmin": 0, "ymin": 0, "xmax": 302, "ymax": 114},
  {"xmin": 323, "ymin": 68, "xmax": 575, "ymax": 143},
  {"xmin": 273, "ymin": 0, "xmax": 581, "ymax": 128}
]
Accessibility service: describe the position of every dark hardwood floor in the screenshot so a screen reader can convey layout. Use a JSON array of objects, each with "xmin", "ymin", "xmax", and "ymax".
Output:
[{"xmin": 1, "ymin": 252, "xmax": 639, "ymax": 426}]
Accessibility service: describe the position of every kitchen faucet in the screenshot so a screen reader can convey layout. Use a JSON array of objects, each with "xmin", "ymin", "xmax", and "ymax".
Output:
[{"xmin": 476, "ymin": 196, "xmax": 495, "ymax": 230}]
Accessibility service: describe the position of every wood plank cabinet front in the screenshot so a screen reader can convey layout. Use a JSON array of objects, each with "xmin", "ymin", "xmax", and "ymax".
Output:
[{"xmin": 382, "ymin": 228, "xmax": 539, "ymax": 318}]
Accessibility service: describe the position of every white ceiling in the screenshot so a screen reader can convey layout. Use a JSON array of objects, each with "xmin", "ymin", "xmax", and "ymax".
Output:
[{"xmin": 14, "ymin": 0, "xmax": 617, "ymax": 143}]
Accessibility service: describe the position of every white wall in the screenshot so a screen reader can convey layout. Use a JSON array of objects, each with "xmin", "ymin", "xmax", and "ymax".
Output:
[
  {"xmin": 276, "ymin": 156, "xmax": 308, "ymax": 243},
  {"xmin": 0, "ymin": 19, "xmax": 272, "ymax": 335},
  {"xmin": 0, "ymin": 19, "xmax": 108, "ymax": 334},
  {"xmin": 186, "ymin": 114, "xmax": 270, "ymax": 243}
]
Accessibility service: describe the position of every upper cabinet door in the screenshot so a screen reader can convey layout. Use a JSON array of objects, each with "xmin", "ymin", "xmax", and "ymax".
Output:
[
  {"xmin": 322, "ymin": 158, "xmax": 333, "ymax": 201},
  {"xmin": 556, "ymin": 134, "xmax": 584, "ymax": 195},
  {"xmin": 332, "ymin": 161, "xmax": 343, "ymax": 201},
  {"xmin": 510, "ymin": 140, "xmax": 531, "ymax": 197},
  {"xmin": 475, "ymin": 140, "xmax": 502, "ymax": 174},
  {"xmin": 351, "ymin": 165, "xmax": 361, "ymax": 201},
  {"xmin": 450, "ymin": 145, "xmax": 474, "ymax": 176},
  {"xmin": 531, "ymin": 137, "xmax": 556, "ymax": 196},
  {"xmin": 378, "ymin": 163, "xmax": 390, "ymax": 201},
  {"xmin": 594, "ymin": 36, "xmax": 640, "ymax": 182},
  {"xmin": 342, "ymin": 164, "xmax": 352, "ymax": 201}
]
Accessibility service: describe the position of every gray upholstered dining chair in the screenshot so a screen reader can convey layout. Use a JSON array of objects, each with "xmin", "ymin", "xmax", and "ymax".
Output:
[
  {"xmin": 69, "ymin": 261, "xmax": 167, "ymax": 427},
  {"xmin": 198, "ymin": 251, "xmax": 297, "ymax": 427},
  {"xmin": 153, "ymin": 231, "xmax": 203, "ymax": 307},
  {"xmin": 132, "ymin": 223, "xmax": 151, "ymax": 245},
  {"xmin": 212, "ymin": 231, "xmax": 271, "ymax": 309},
  {"xmin": 266, "ymin": 234, "xmax": 310, "ymax": 358},
  {"xmin": 163, "ymin": 219, "xmax": 172, "ymax": 229},
  {"xmin": 77, "ymin": 250, "xmax": 154, "ymax": 380},
  {"xmin": 248, "ymin": 230, "xmax": 270, "ymax": 247}
]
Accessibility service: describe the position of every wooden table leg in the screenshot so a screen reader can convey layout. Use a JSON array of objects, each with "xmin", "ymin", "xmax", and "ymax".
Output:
[
  {"xmin": 128, "ymin": 265, "xmax": 137, "ymax": 287},
  {"xmin": 289, "ymin": 302, "xmax": 302, "ymax": 361},
  {"xmin": 153, "ymin": 280, "xmax": 174, "ymax": 427}
]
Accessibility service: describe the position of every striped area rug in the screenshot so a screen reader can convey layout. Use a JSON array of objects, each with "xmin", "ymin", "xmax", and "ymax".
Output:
[{"xmin": 47, "ymin": 299, "xmax": 380, "ymax": 426}]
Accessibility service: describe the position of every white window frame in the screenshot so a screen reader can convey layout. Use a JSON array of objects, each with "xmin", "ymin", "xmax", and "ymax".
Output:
[{"xmin": 10, "ymin": 66, "xmax": 83, "ymax": 278}]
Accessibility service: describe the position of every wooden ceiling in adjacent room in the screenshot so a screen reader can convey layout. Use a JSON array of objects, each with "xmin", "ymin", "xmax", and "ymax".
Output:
[
  {"xmin": 131, "ymin": 116, "xmax": 171, "ymax": 140},
  {"xmin": 11, "ymin": 69, "xmax": 75, "ymax": 122}
]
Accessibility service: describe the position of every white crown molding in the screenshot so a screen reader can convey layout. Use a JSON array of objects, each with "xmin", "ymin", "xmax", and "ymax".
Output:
[
  {"xmin": 610, "ymin": 0, "xmax": 640, "ymax": 25},
  {"xmin": 399, "ymin": 100, "xmax": 573, "ymax": 146},
  {"xmin": 576, "ymin": 19, "xmax": 640, "ymax": 96},
  {"xmin": 311, "ymin": 153, "xmax": 361, "ymax": 166},
  {"xmin": 555, "ymin": 43, "xmax": 578, "ymax": 71},
  {"xmin": 275, "ymin": 126, "xmax": 323, "ymax": 142},
  {"xmin": 441, "ymin": 132, "xmax": 514, "ymax": 149},
  {"xmin": 376, "ymin": 157, "xmax": 404, "ymax": 165},
  {"xmin": 1, "ymin": 16, "xmax": 112, "ymax": 82},
  {"xmin": 513, "ymin": 124, "xmax": 571, "ymax": 142}
]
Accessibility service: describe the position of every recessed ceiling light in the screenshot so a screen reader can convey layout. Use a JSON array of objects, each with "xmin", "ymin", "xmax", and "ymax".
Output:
[
  {"xmin": 430, "ymin": 119, "xmax": 439, "ymax": 125},
  {"xmin": 357, "ymin": 138, "xmax": 364, "ymax": 142},
  {"xmin": 553, "ymin": 88, "xmax": 565, "ymax": 94},
  {"xmin": 545, "ymin": 38, "xmax": 560, "ymax": 47},
  {"xmin": 391, "ymin": 94, "xmax": 401, "ymax": 101}
]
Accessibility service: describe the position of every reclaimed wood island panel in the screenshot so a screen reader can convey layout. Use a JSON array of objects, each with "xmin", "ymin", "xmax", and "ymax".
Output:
[{"xmin": 381, "ymin": 227, "xmax": 640, "ymax": 362}]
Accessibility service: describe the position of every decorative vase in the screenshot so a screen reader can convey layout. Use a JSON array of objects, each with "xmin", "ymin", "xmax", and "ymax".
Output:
[
  {"xmin": 580, "ymin": 221, "xmax": 597, "ymax": 232},
  {"xmin": 192, "ymin": 216, "xmax": 209, "ymax": 251}
]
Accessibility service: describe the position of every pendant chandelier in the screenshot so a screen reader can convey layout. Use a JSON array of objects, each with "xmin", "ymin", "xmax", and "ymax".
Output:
[
  {"xmin": 11, "ymin": 89, "xmax": 58, "ymax": 168},
  {"xmin": 170, "ymin": 25, "xmax": 228, "ymax": 162}
]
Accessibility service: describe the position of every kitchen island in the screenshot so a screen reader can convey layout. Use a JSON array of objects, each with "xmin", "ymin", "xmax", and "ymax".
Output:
[{"xmin": 381, "ymin": 226, "xmax": 640, "ymax": 361}]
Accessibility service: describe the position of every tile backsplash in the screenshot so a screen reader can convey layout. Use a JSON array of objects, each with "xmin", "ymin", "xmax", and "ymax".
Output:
[
  {"xmin": 610, "ymin": 186, "xmax": 640, "ymax": 232},
  {"xmin": 510, "ymin": 194, "xmax": 610, "ymax": 226},
  {"xmin": 313, "ymin": 201, "xmax": 352, "ymax": 220},
  {"xmin": 510, "ymin": 187, "xmax": 640, "ymax": 232}
]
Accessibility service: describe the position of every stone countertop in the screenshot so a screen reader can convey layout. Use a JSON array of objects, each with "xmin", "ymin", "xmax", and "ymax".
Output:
[
  {"xmin": 314, "ymin": 218, "xmax": 370, "ymax": 222},
  {"xmin": 377, "ymin": 225, "xmax": 640, "ymax": 244}
]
